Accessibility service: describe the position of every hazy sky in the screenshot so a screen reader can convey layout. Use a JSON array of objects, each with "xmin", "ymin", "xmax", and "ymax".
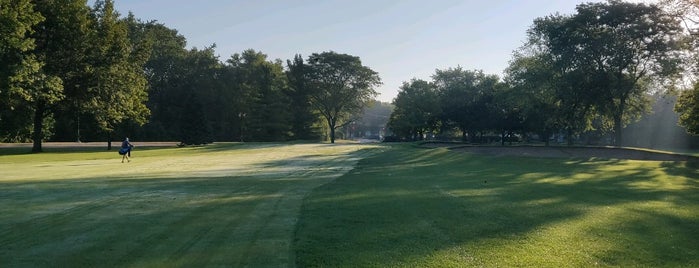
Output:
[{"xmin": 108, "ymin": 0, "xmax": 654, "ymax": 102}]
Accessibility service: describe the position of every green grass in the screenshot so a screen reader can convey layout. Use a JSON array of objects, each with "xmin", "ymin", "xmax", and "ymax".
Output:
[
  {"xmin": 0, "ymin": 143, "xmax": 378, "ymax": 267},
  {"xmin": 295, "ymin": 144, "xmax": 699, "ymax": 267},
  {"xmin": 1, "ymin": 143, "xmax": 698, "ymax": 267}
]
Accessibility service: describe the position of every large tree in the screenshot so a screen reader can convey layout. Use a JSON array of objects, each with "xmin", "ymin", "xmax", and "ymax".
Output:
[
  {"xmin": 286, "ymin": 54, "xmax": 322, "ymax": 140},
  {"xmin": 135, "ymin": 20, "xmax": 189, "ymax": 141},
  {"xmin": 304, "ymin": 51, "xmax": 381, "ymax": 143},
  {"xmin": 433, "ymin": 67, "xmax": 497, "ymax": 142},
  {"xmin": 675, "ymin": 83, "xmax": 699, "ymax": 135},
  {"xmin": 388, "ymin": 79, "xmax": 440, "ymax": 140},
  {"xmin": 662, "ymin": 0, "xmax": 699, "ymax": 135},
  {"xmin": 87, "ymin": 0, "xmax": 150, "ymax": 149},
  {"xmin": 28, "ymin": 0, "xmax": 92, "ymax": 152},
  {"xmin": 176, "ymin": 46, "xmax": 220, "ymax": 144},
  {"xmin": 531, "ymin": 0, "xmax": 686, "ymax": 146},
  {"xmin": 505, "ymin": 53, "xmax": 559, "ymax": 144},
  {"xmin": 0, "ymin": 0, "xmax": 57, "ymax": 143},
  {"xmin": 232, "ymin": 50, "xmax": 290, "ymax": 141}
]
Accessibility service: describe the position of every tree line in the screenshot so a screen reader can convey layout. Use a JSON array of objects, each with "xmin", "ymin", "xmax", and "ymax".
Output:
[
  {"xmin": 387, "ymin": 0, "xmax": 699, "ymax": 147},
  {"xmin": 0, "ymin": 0, "xmax": 384, "ymax": 152}
]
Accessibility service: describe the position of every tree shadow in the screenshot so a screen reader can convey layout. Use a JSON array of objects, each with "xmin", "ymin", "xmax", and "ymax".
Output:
[
  {"xmin": 0, "ymin": 162, "xmax": 343, "ymax": 266},
  {"xmin": 294, "ymin": 146, "xmax": 699, "ymax": 267},
  {"xmin": 0, "ymin": 143, "xmax": 380, "ymax": 267}
]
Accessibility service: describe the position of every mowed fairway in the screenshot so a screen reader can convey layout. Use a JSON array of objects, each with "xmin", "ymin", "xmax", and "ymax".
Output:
[
  {"xmin": 0, "ymin": 143, "xmax": 378, "ymax": 267},
  {"xmin": 2, "ymin": 143, "xmax": 699, "ymax": 267},
  {"xmin": 295, "ymin": 145, "xmax": 699, "ymax": 267}
]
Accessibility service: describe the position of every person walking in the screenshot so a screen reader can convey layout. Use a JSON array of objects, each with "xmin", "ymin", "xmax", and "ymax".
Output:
[{"xmin": 120, "ymin": 137, "xmax": 134, "ymax": 163}]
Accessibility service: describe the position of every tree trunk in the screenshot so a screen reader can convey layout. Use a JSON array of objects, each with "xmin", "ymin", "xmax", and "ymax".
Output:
[
  {"xmin": 328, "ymin": 118, "xmax": 336, "ymax": 143},
  {"xmin": 567, "ymin": 128, "xmax": 574, "ymax": 146},
  {"xmin": 501, "ymin": 131, "xmax": 506, "ymax": 146},
  {"xmin": 107, "ymin": 132, "xmax": 112, "ymax": 150},
  {"xmin": 76, "ymin": 112, "xmax": 81, "ymax": 143},
  {"xmin": 32, "ymin": 101, "xmax": 46, "ymax": 153},
  {"xmin": 613, "ymin": 114, "xmax": 623, "ymax": 147}
]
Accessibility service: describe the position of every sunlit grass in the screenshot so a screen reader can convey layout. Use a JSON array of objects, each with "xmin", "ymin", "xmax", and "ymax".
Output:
[
  {"xmin": 2, "ymin": 143, "xmax": 697, "ymax": 267},
  {"xmin": 295, "ymin": 145, "xmax": 699, "ymax": 267},
  {"xmin": 0, "ymin": 143, "xmax": 378, "ymax": 267}
]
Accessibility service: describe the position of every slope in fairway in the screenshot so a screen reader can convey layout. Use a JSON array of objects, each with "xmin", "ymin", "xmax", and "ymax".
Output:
[
  {"xmin": 0, "ymin": 143, "xmax": 378, "ymax": 267},
  {"xmin": 295, "ymin": 145, "xmax": 699, "ymax": 267}
]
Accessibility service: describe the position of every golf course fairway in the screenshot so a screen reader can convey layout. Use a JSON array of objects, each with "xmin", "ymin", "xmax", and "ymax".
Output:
[
  {"xmin": 1, "ymin": 143, "xmax": 698, "ymax": 267},
  {"xmin": 1, "ymin": 143, "xmax": 378, "ymax": 267}
]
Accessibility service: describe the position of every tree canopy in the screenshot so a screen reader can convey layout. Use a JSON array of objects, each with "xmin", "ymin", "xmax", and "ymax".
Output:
[
  {"xmin": 304, "ymin": 51, "xmax": 382, "ymax": 143},
  {"xmin": 3, "ymin": 0, "xmax": 699, "ymax": 150},
  {"xmin": 386, "ymin": 0, "xmax": 698, "ymax": 147}
]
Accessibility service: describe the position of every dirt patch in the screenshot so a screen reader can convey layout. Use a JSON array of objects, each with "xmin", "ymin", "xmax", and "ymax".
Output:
[{"xmin": 422, "ymin": 142, "xmax": 697, "ymax": 161}]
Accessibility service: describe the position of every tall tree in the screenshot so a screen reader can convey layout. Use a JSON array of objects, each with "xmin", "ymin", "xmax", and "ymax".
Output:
[
  {"xmin": 0, "ymin": 0, "xmax": 54, "ymax": 143},
  {"xmin": 531, "ymin": 0, "xmax": 686, "ymax": 146},
  {"xmin": 134, "ymin": 21, "xmax": 188, "ymax": 141},
  {"xmin": 304, "ymin": 51, "xmax": 381, "ymax": 143},
  {"xmin": 505, "ymin": 52, "xmax": 563, "ymax": 145},
  {"xmin": 86, "ymin": 0, "xmax": 150, "ymax": 149},
  {"xmin": 661, "ymin": 0, "xmax": 699, "ymax": 136},
  {"xmin": 286, "ymin": 54, "xmax": 321, "ymax": 140},
  {"xmin": 240, "ymin": 50, "xmax": 290, "ymax": 141},
  {"xmin": 388, "ymin": 79, "xmax": 440, "ymax": 140},
  {"xmin": 28, "ymin": 0, "xmax": 92, "ymax": 152},
  {"xmin": 433, "ymin": 67, "xmax": 497, "ymax": 142},
  {"xmin": 177, "ymin": 46, "xmax": 220, "ymax": 144},
  {"xmin": 675, "ymin": 82, "xmax": 699, "ymax": 135}
]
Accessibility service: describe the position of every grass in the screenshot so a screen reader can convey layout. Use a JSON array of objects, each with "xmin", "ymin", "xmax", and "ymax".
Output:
[
  {"xmin": 295, "ymin": 144, "xmax": 699, "ymax": 267},
  {"xmin": 1, "ymin": 143, "xmax": 697, "ymax": 267},
  {"xmin": 0, "ymin": 143, "xmax": 378, "ymax": 267}
]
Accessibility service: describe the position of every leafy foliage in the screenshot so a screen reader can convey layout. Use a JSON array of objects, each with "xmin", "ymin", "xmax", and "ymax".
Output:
[
  {"xmin": 286, "ymin": 54, "xmax": 322, "ymax": 140},
  {"xmin": 529, "ymin": 0, "xmax": 686, "ymax": 146},
  {"xmin": 388, "ymin": 79, "xmax": 440, "ymax": 140},
  {"xmin": 675, "ymin": 83, "xmax": 699, "ymax": 135},
  {"xmin": 304, "ymin": 51, "xmax": 382, "ymax": 143}
]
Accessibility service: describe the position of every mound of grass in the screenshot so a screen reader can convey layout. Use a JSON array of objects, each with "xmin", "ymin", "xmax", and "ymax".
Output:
[{"xmin": 295, "ymin": 145, "xmax": 699, "ymax": 267}]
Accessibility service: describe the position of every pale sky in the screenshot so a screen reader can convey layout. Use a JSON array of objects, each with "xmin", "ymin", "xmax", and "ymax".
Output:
[{"xmin": 107, "ymin": 0, "xmax": 655, "ymax": 102}]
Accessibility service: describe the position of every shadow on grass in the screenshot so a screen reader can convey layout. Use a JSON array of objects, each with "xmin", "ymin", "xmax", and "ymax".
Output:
[
  {"xmin": 0, "ymin": 143, "xmax": 378, "ymax": 267},
  {"xmin": 3, "ymin": 170, "xmax": 368, "ymax": 266},
  {"xmin": 0, "ymin": 175, "xmax": 292, "ymax": 267},
  {"xmin": 294, "ymin": 145, "xmax": 699, "ymax": 267}
]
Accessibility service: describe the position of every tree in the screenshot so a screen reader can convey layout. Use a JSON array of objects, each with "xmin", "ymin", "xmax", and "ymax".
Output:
[
  {"xmin": 180, "ymin": 92, "xmax": 210, "ymax": 145},
  {"xmin": 0, "ymin": 0, "xmax": 58, "ymax": 144},
  {"xmin": 388, "ymin": 79, "xmax": 440, "ymax": 140},
  {"xmin": 304, "ymin": 51, "xmax": 381, "ymax": 143},
  {"xmin": 505, "ymin": 52, "xmax": 564, "ymax": 145},
  {"xmin": 236, "ymin": 50, "xmax": 290, "ymax": 141},
  {"xmin": 87, "ymin": 0, "xmax": 150, "ymax": 149},
  {"xmin": 356, "ymin": 100, "xmax": 392, "ymax": 139},
  {"xmin": 675, "ymin": 82, "xmax": 699, "ymax": 135},
  {"xmin": 286, "ymin": 54, "xmax": 322, "ymax": 140},
  {"xmin": 486, "ymin": 79, "xmax": 525, "ymax": 146},
  {"xmin": 176, "ymin": 46, "xmax": 220, "ymax": 144},
  {"xmin": 134, "ymin": 20, "xmax": 188, "ymax": 141},
  {"xmin": 26, "ymin": 0, "xmax": 93, "ymax": 152},
  {"xmin": 531, "ymin": 0, "xmax": 686, "ymax": 146},
  {"xmin": 433, "ymin": 67, "xmax": 497, "ymax": 142}
]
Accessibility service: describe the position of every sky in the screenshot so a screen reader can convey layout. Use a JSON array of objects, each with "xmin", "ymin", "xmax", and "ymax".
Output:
[{"xmin": 106, "ymin": 0, "xmax": 655, "ymax": 102}]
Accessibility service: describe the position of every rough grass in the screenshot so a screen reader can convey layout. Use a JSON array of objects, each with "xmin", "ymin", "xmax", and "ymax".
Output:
[
  {"xmin": 0, "ymin": 143, "xmax": 378, "ymax": 267},
  {"xmin": 295, "ymin": 144, "xmax": 699, "ymax": 267}
]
